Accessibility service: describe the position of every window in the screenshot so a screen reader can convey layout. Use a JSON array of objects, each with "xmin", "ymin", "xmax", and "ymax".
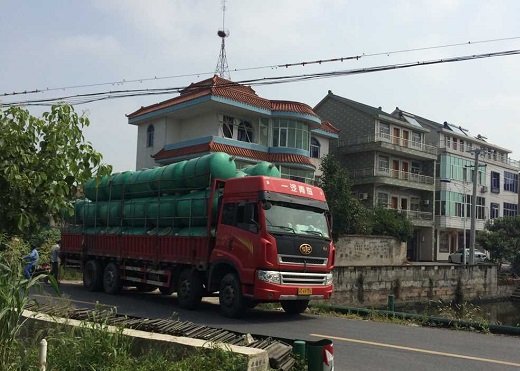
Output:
[
  {"xmin": 278, "ymin": 166, "xmax": 314, "ymax": 184},
  {"xmin": 445, "ymin": 136, "xmax": 451, "ymax": 148},
  {"xmin": 504, "ymin": 171, "xmax": 519, "ymax": 193},
  {"xmin": 490, "ymin": 203, "xmax": 499, "ymax": 219},
  {"xmin": 258, "ymin": 118, "xmax": 269, "ymax": 146},
  {"xmin": 237, "ymin": 120, "xmax": 253, "ymax": 142},
  {"xmin": 379, "ymin": 122, "xmax": 390, "ymax": 140},
  {"xmin": 223, "ymin": 115, "xmax": 234, "ymax": 138},
  {"xmin": 377, "ymin": 193, "xmax": 388, "ymax": 207},
  {"xmin": 452, "ymin": 138, "xmax": 458, "ymax": 150},
  {"xmin": 411, "ymin": 131, "xmax": 421, "ymax": 148},
  {"xmin": 310, "ymin": 137, "xmax": 320, "ymax": 158},
  {"xmin": 221, "ymin": 202, "xmax": 259, "ymax": 233},
  {"xmin": 476, "ymin": 196, "xmax": 485, "ymax": 220},
  {"xmin": 504, "ymin": 203, "xmax": 518, "ymax": 217},
  {"xmin": 272, "ymin": 119, "xmax": 309, "ymax": 150},
  {"xmin": 410, "ymin": 197, "xmax": 420, "ymax": 211},
  {"xmin": 378, "ymin": 156, "xmax": 389, "ymax": 173},
  {"xmin": 146, "ymin": 125, "xmax": 155, "ymax": 147},
  {"xmin": 491, "ymin": 171, "xmax": 500, "ymax": 193}
]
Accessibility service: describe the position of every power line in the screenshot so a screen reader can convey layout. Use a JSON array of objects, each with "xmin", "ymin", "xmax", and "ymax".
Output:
[
  {"xmin": 2, "ymin": 48, "xmax": 519, "ymax": 107},
  {"xmin": 2, "ymin": 36, "xmax": 519, "ymax": 98}
]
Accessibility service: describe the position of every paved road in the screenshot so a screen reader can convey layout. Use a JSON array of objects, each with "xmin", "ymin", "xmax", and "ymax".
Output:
[{"xmin": 33, "ymin": 282, "xmax": 520, "ymax": 370}]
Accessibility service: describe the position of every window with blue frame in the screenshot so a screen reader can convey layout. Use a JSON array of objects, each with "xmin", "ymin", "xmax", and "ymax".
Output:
[
  {"xmin": 504, "ymin": 171, "xmax": 519, "ymax": 193},
  {"xmin": 491, "ymin": 171, "xmax": 500, "ymax": 193},
  {"xmin": 272, "ymin": 119, "xmax": 310, "ymax": 150},
  {"xmin": 490, "ymin": 203, "xmax": 499, "ymax": 219},
  {"xmin": 504, "ymin": 202, "xmax": 518, "ymax": 217}
]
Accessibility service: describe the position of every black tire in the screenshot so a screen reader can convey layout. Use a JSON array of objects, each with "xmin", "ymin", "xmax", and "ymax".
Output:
[
  {"xmin": 219, "ymin": 273, "xmax": 246, "ymax": 318},
  {"xmin": 281, "ymin": 300, "xmax": 309, "ymax": 315},
  {"xmin": 177, "ymin": 269, "xmax": 203, "ymax": 310},
  {"xmin": 245, "ymin": 299, "xmax": 259, "ymax": 309},
  {"xmin": 135, "ymin": 283, "xmax": 156, "ymax": 293},
  {"xmin": 83, "ymin": 260, "xmax": 103, "ymax": 292},
  {"xmin": 103, "ymin": 262, "xmax": 122, "ymax": 295}
]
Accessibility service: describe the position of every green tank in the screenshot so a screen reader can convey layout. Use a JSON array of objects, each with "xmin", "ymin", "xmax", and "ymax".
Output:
[
  {"xmin": 121, "ymin": 227, "xmax": 151, "ymax": 235},
  {"xmin": 152, "ymin": 161, "xmax": 187, "ymax": 194},
  {"xmin": 242, "ymin": 162, "xmax": 281, "ymax": 178},
  {"xmin": 125, "ymin": 169, "xmax": 156, "ymax": 199},
  {"xmin": 147, "ymin": 195, "xmax": 179, "ymax": 227},
  {"xmin": 108, "ymin": 171, "xmax": 133, "ymax": 200},
  {"xmin": 234, "ymin": 170, "xmax": 248, "ymax": 178},
  {"xmin": 176, "ymin": 188, "xmax": 219, "ymax": 227},
  {"xmin": 72, "ymin": 199, "xmax": 90, "ymax": 224},
  {"xmin": 83, "ymin": 203, "xmax": 99, "ymax": 227},
  {"xmin": 176, "ymin": 226, "xmax": 215, "ymax": 237},
  {"xmin": 84, "ymin": 227, "xmax": 104, "ymax": 234},
  {"xmin": 183, "ymin": 152, "xmax": 236, "ymax": 189},
  {"xmin": 83, "ymin": 175, "xmax": 110, "ymax": 201},
  {"xmin": 123, "ymin": 198, "xmax": 152, "ymax": 227},
  {"xmin": 97, "ymin": 201, "xmax": 123, "ymax": 226}
]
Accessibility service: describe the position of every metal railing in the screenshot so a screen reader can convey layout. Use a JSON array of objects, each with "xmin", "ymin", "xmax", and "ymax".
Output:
[
  {"xmin": 338, "ymin": 133, "xmax": 438, "ymax": 155},
  {"xmin": 351, "ymin": 167, "xmax": 435, "ymax": 185},
  {"xmin": 399, "ymin": 210, "xmax": 434, "ymax": 221},
  {"xmin": 438, "ymin": 143, "xmax": 520, "ymax": 168}
]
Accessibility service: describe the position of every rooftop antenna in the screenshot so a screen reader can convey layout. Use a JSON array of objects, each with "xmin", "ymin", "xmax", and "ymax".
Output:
[{"xmin": 215, "ymin": 0, "xmax": 230, "ymax": 80}]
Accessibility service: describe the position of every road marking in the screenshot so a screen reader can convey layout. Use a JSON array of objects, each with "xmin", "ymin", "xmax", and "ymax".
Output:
[{"xmin": 310, "ymin": 333, "xmax": 520, "ymax": 367}]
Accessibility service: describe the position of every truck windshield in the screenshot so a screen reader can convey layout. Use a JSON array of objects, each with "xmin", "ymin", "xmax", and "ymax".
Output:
[{"xmin": 264, "ymin": 202, "xmax": 330, "ymax": 239}]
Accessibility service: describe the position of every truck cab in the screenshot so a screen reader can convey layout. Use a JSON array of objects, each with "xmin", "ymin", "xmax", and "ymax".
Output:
[{"xmin": 209, "ymin": 176, "xmax": 334, "ymax": 317}]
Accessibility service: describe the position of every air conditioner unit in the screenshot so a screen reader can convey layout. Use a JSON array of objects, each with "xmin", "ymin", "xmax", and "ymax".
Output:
[
  {"xmin": 359, "ymin": 193, "xmax": 369, "ymax": 200},
  {"xmin": 480, "ymin": 186, "xmax": 488, "ymax": 193},
  {"xmin": 423, "ymin": 200, "xmax": 430, "ymax": 205}
]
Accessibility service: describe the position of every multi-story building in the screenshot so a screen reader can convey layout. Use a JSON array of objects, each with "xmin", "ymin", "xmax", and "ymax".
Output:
[
  {"xmin": 394, "ymin": 108, "xmax": 520, "ymax": 261},
  {"xmin": 314, "ymin": 91, "xmax": 438, "ymax": 261},
  {"xmin": 127, "ymin": 76, "xmax": 339, "ymax": 182}
]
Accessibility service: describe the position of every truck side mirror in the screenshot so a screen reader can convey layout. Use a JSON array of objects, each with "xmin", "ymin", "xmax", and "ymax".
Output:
[{"xmin": 261, "ymin": 201, "xmax": 272, "ymax": 210}]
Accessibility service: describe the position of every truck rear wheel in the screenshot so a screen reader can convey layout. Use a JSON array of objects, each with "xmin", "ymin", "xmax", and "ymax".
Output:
[
  {"xmin": 177, "ymin": 269, "xmax": 203, "ymax": 310},
  {"xmin": 103, "ymin": 262, "xmax": 122, "ymax": 295},
  {"xmin": 281, "ymin": 300, "xmax": 309, "ymax": 315},
  {"xmin": 83, "ymin": 260, "xmax": 103, "ymax": 292},
  {"xmin": 219, "ymin": 273, "xmax": 246, "ymax": 318}
]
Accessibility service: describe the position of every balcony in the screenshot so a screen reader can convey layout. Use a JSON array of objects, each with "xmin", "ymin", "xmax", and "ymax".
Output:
[
  {"xmin": 399, "ymin": 210, "xmax": 434, "ymax": 227},
  {"xmin": 337, "ymin": 133, "xmax": 438, "ymax": 160},
  {"xmin": 438, "ymin": 143, "xmax": 520, "ymax": 170},
  {"xmin": 351, "ymin": 167, "xmax": 434, "ymax": 190}
]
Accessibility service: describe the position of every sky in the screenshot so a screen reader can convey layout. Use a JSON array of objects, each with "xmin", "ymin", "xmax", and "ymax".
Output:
[{"xmin": 2, "ymin": 0, "xmax": 520, "ymax": 172}]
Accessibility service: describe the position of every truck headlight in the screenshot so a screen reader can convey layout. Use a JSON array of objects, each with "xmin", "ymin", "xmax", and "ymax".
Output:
[
  {"xmin": 257, "ymin": 270, "xmax": 281, "ymax": 284},
  {"xmin": 324, "ymin": 273, "xmax": 333, "ymax": 285}
]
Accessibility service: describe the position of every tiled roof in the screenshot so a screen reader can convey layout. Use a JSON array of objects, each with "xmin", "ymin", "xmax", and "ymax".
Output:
[
  {"xmin": 318, "ymin": 120, "xmax": 340, "ymax": 134},
  {"xmin": 153, "ymin": 140, "xmax": 315, "ymax": 168},
  {"xmin": 128, "ymin": 75, "xmax": 319, "ymax": 119}
]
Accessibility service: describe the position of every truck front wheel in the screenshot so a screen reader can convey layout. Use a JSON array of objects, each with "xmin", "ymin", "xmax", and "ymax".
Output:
[
  {"xmin": 219, "ymin": 273, "xmax": 246, "ymax": 318},
  {"xmin": 177, "ymin": 269, "xmax": 203, "ymax": 310},
  {"xmin": 83, "ymin": 260, "xmax": 103, "ymax": 292},
  {"xmin": 103, "ymin": 262, "xmax": 122, "ymax": 295},
  {"xmin": 281, "ymin": 300, "xmax": 309, "ymax": 315}
]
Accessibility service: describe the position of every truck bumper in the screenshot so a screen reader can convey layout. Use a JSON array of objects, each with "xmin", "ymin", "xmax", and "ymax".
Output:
[{"xmin": 253, "ymin": 281, "xmax": 333, "ymax": 301}]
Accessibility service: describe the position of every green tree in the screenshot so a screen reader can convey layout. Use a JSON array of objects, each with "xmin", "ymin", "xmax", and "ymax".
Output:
[
  {"xmin": 371, "ymin": 207, "xmax": 413, "ymax": 242},
  {"xmin": 477, "ymin": 216, "xmax": 520, "ymax": 274},
  {"xmin": 0, "ymin": 105, "xmax": 111, "ymax": 237},
  {"xmin": 316, "ymin": 154, "xmax": 371, "ymax": 239}
]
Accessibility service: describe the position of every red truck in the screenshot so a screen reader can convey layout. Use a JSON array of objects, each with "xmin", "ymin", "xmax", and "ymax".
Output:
[{"xmin": 61, "ymin": 174, "xmax": 334, "ymax": 318}]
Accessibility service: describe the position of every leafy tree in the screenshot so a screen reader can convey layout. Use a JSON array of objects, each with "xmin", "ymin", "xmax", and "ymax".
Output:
[
  {"xmin": 0, "ymin": 105, "xmax": 112, "ymax": 237},
  {"xmin": 316, "ymin": 154, "xmax": 371, "ymax": 239},
  {"xmin": 477, "ymin": 216, "xmax": 520, "ymax": 274},
  {"xmin": 371, "ymin": 207, "xmax": 413, "ymax": 242}
]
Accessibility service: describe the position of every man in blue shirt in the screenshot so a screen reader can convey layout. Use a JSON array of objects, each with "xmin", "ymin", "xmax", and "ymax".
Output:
[{"xmin": 23, "ymin": 247, "xmax": 39, "ymax": 279}]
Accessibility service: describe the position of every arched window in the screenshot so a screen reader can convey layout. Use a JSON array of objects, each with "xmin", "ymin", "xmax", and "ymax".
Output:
[
  {"xmin": 310, "ymin": 137, "xmax": 320, "ymax": 158},
  {"xmin": 146, "ymin": 125, "xmax": 155, "ymax": 147},
  {"xmin": 237, "ymin": 120, "xmax": 254, "ymax": 143}
]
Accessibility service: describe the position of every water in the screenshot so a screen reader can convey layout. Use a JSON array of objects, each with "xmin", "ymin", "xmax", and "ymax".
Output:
[{"xmin": 396, "ymin": 300, "xmax": 520, "ymax": 327}]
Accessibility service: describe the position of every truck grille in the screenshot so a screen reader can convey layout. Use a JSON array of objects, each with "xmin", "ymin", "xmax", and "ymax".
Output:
[
  {"xmin": 280, "ymin": 272, "xmax": 329, "ymax": 285},
  {"xmin": 278, "ymin": 254, "xmax": 328, "ymax": 266}
]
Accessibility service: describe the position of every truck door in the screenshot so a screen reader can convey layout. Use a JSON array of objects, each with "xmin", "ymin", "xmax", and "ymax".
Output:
[{"xmin": 216, "ymin": 201, "xmax": 261, "ymax": 284}]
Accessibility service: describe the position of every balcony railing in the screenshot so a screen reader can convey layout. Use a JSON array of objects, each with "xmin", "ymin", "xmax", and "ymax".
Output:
[
  {"xmin": 438, "ymin": 143, "xmax": 520, "ymax": 169},
  {"xmin": 399, "ymin": 210, "xmax": 434, "ymax": 221},
  {"xmin": 338, "ymin": 133, "xmax": 438, "ymax": 155},
  {"xmin": 351, "ymin": 167, "xmax": 434, "ymax": 185}
]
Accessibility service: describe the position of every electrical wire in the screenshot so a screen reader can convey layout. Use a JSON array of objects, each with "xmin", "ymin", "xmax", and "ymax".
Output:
[
  {"xmin": 2, "ymin": 49, "xmax": 519, "ymax": 108},
  {"xmin": 2, "ymin": 36, "xmax": 519, "ymax": 98}
]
